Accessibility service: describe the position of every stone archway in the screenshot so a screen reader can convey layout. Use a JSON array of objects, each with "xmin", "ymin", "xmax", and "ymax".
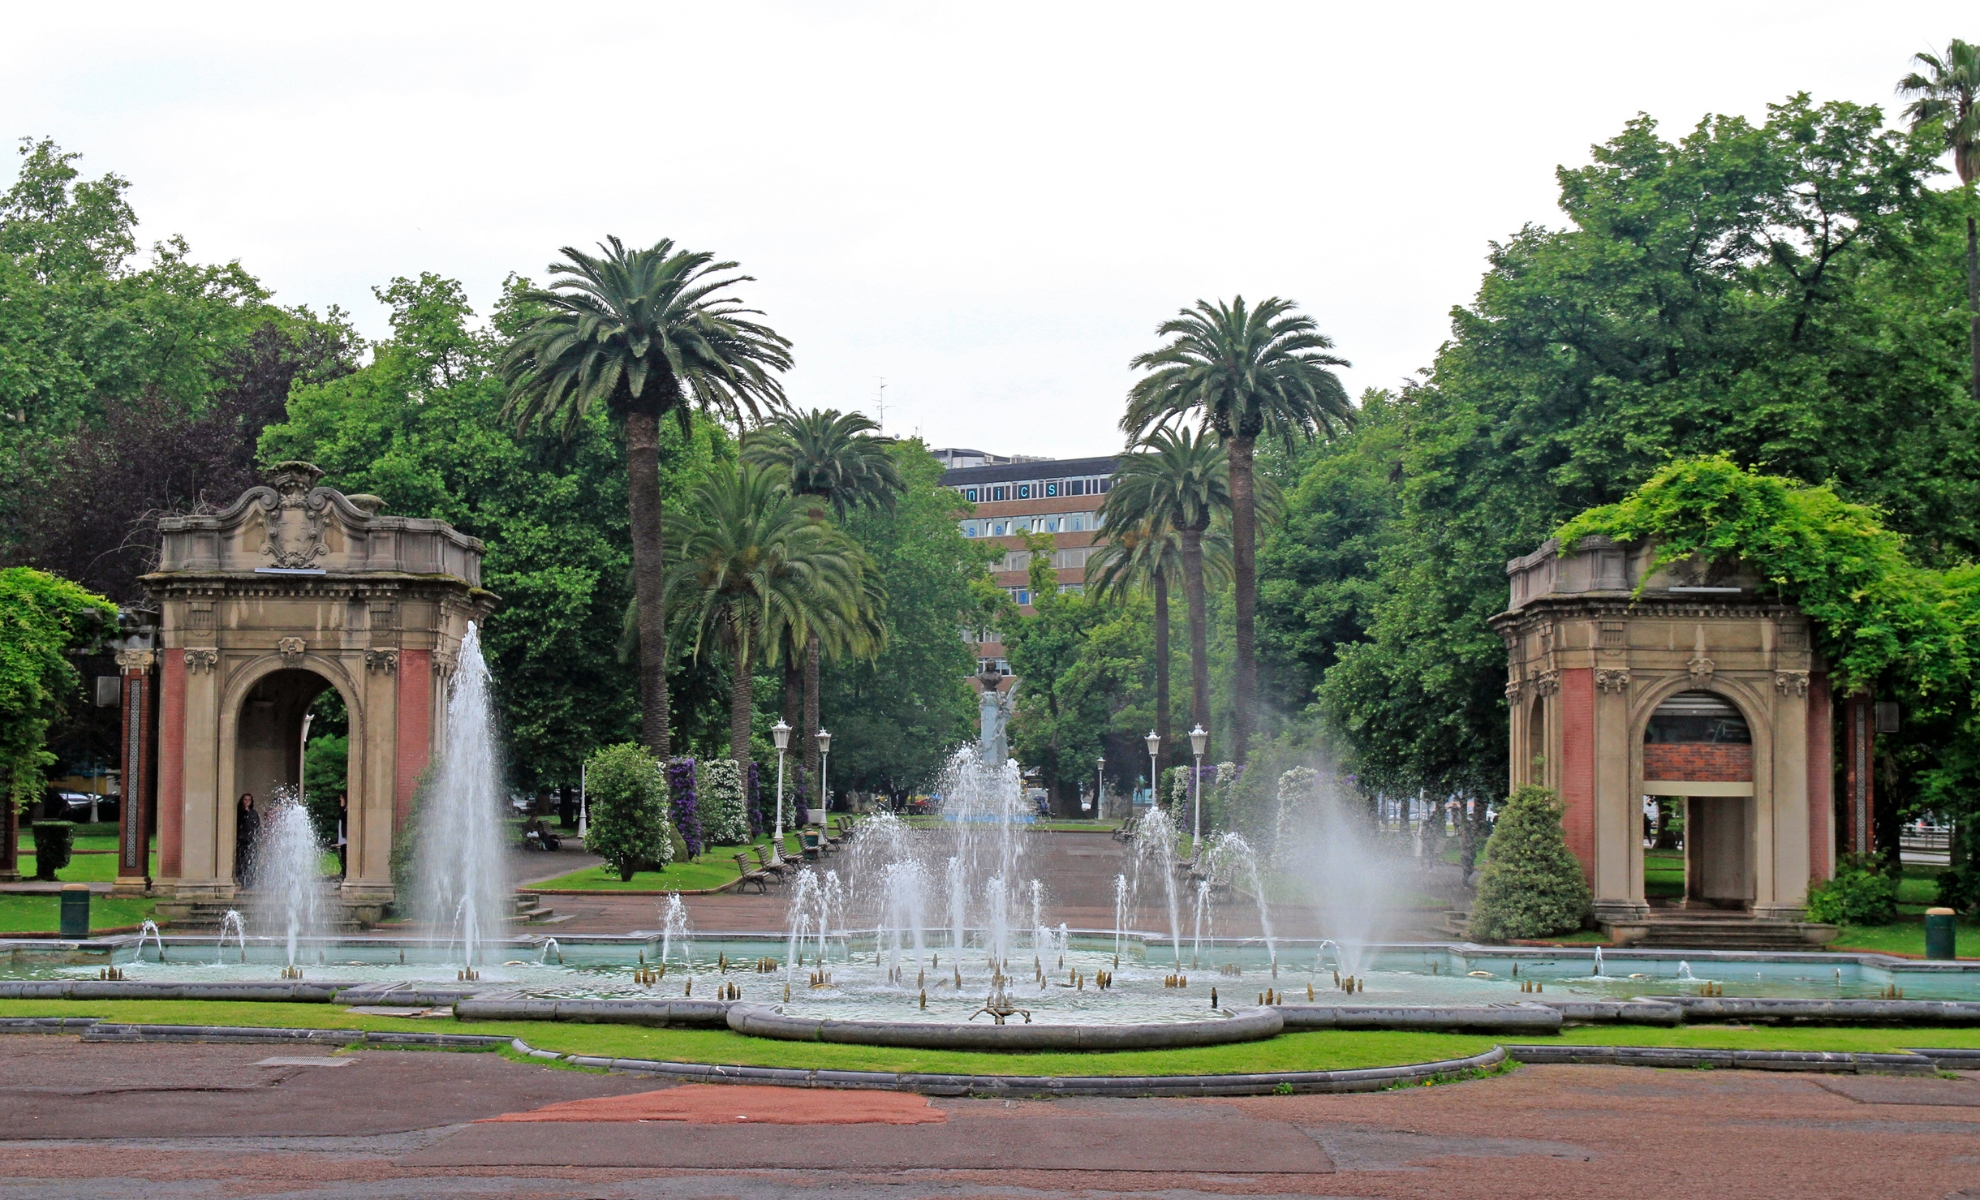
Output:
[
  {"xmin": 144, "ymin": 462, "xmax": 494, "ymax": 923},
  {"xmin": 1494, "ymin": 535, "xmax": 1835, "ymax": 944}
]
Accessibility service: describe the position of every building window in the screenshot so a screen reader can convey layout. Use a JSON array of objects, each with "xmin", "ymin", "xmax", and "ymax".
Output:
[
  {"xmin": 965, "ymin": 488, "xmax": 978, "ymax": 502},
  {"xmin": 1046, "ymin": 481, "xmax": 1059, "ymax": 497},
  {"xmin": 1068, "ymin": 479, "xmax": 1084, "ymax": 496},
  {"xmin": 1010, "ymin": 587, "xmax": 1031, "ymax": 606},
  {"xmin": 961, "ymin": 521, "xmax": 979, "ymax": 537},
  {"xmin": 1098, "ymin": 478, "xmax": 1112, "ymax": 493},
  {"xmin": 1017, "ymin": 484, "xmax": 1031, "ymax": 499},
  {"xmin": 1059, "ymin": 584, "xmax": 1084, "ymax": 595},
  {"xmin": 1043, "ymin": 516, "xmax": 1060, "ymax": 532},
  {"xmin": 1068, "ymin": 515, "xmax": 1084, "ymax": 532},
  {"xmin": 993, "ymin": 486, "xmax": 1008, "ymax": 501},
  {"xmin": 991, "ymin": 520, "xmax": 1008, "ymax": 536}
]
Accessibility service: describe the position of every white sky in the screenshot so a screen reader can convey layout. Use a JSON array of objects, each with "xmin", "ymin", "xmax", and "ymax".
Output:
[{"xmin": 6, "ymin": 2, "xmax": 1971, "ymax": 459}]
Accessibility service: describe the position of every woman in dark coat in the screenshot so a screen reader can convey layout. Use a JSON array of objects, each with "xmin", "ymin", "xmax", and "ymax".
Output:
[{"xmin": 234, "ymin": 793, "xmax": 260, "ymax": 886}]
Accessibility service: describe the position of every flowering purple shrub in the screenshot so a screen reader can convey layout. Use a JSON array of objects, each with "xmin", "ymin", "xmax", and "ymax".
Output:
[{"xmin": 667, "ymin": 757, "xmax": 703, "ymax": 859}]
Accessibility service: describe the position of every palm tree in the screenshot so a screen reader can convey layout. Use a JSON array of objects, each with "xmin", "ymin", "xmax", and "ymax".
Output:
[
  {"xmin": 1901, "ymin": 41, "xmax": 1980, "ymax": 405},
  {"xmin": 1092, "ymin": 427, "xmax": 1232, "ymax": 764},
  {"xmin": 1123, "ymin": 297, "xmax": 1350, "ymax": 761},
  {"xmin": 664, "ymin": 465, "xmax": 877, "ymax": 764},
  {"xmin": 502, "ymin": 237, "xmax": 792, "ymax": 758},
  {"xmin": 742, "ymin": 409, "xmax": 903, "ymax": 785}
]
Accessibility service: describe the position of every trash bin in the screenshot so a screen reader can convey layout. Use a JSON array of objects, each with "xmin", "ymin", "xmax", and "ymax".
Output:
[
  {"xmin": 1926, "ymin": 906, "xmax": 1957, "ymax": 960},
  {"xmin": 59, "ymin": 883, "xmax": 90, "ymax": 939}
]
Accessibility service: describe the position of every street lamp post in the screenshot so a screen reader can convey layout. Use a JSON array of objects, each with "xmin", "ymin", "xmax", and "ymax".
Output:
[
  {"xmin": 1143, "ymin": 730, "xmax": 1159, "ymax": 815},
  {"xmin": 578, "ymin": 759, "xmax": 587, "ymax": 840},
  {"xmin": 1188, "ymin": 724, "xmax": 1208, "ymax": 857},
  {"xmin": 297, "ymin": 712, "xmax": 314, "ymax": 810},
  {"xmin": 816, "ymin": 728, "xmax": 832, "ymax": 827},
  {"xmin": 1096, "ymin": 756, "xmax": 1105, "ymax": 821},
  {"xmin": 771, "ymin": 719, "xmax": 791, "ymax": 846}
]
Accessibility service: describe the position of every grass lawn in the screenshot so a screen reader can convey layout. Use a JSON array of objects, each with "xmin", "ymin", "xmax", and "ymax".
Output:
[
  {"xmin": 1828, "ymin": 917, "xmax": 1980, "ymax": 959},
  {"xmin": 530, "ymin": 834, "xmax": 808, "ymax": 892},
  {"xmin": 0, "ymin": 895, "xmax": 156, "ymax": 934},
  {"xmin": 1553, "ymin": 1023, "xmax": 1980, "ymax": 1053},
  {"xmin": 15, "ymin": 853, "xmax": 158, "ymax": 884},
  {"xmin": 1645, "ymin": 849, "xmax": 1683, "ymax": 899},
  {"xmin": 0, "ymin": 998, "xmax": 1494, "ymax": 1075}
]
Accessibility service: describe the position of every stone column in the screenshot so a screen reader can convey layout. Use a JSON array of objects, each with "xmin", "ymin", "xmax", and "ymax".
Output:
[
  {"xmin": 1841, "ymin": 692, "xmax": 1874, "ymax": 856},
  {"xmin": 114, "ymin": 649, "xmax": 157, "ymax": 896}
]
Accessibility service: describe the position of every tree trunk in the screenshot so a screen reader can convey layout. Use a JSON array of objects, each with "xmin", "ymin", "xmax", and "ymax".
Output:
[
  {"xmin": 624, "ymin": 410, "xmax": 671, "ymax": 757},
  {"xmin": 782, "ymin": 657, "xmax": 802, "ymax": 735},
  {"xmin": 803, "ymin": 633, "xmax": 821, "ymax": 790},
  {"xmin": 1966, "ymin": 213, "xmax": 1978, "ymax": 406},
  {"xmin": 1179, "ymin": 525, "xmax": 1210, "ymax": 762},
  {"xmin": 729, "ymin": 641, "xmax": 753, "ymax": 765},
  {"xmin": 1228, "ymin": 435, "xmax": 1257, "ymax": 763},
  {"xmin": 1153, "ymin": 568, "xmax": 1172, "ymax": 774}
]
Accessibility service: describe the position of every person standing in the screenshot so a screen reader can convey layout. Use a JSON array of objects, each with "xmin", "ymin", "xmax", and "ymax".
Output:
[
  {"xmin": 234, "ymin": 794, "xmax": 260, "ymax": 886},
  {"xmin": 335, "ymin": 793, "xmax": 348, "ymax": 878}
]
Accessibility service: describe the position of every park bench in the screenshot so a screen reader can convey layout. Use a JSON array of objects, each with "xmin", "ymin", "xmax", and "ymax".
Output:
[
  {"xmin": 1111, "ymin": 814, "xmax": 1139, "ymax": 843},
  {"xmin": 731, "ymin": 853, "xmax": 770, "ymax": 894},
  {"xmin": 754, "ymin": 843, "xmax": 793, "ymax": 884}
]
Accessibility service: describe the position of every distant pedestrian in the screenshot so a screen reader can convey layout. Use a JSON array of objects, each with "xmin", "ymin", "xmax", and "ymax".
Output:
[
  {"xmin": 235, "ymin": 793, "xmax": 260, "ymax": 885},
  {"xmin": 335, "ymin": 794, "xmax": 348, "ymax": 877}
]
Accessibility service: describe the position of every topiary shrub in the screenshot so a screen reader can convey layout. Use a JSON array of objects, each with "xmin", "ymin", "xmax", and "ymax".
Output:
[
  {"xmin": 697, "ymin": 758, "xmax": 750, "ymax": 846},
  {"xmin": 1804, "ymin": 853, "xmax": 1897, "ymax": 925},
  {"xmin": 1468, "ymin": 786, "xmax": 1590, "ymax": 941},
  {"xmin": 667, "ymin": 757, "xmax": 703, "ymax": 858},
  {"xmin": 29, "ymin": 820, "xmax": 73, "ymax": 881},
  {"xmin": 585, "ymin": 743, "xmax": 675, "ymax": 881}
]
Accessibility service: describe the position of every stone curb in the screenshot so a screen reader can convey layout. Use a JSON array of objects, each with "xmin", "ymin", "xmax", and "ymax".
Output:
[
  {"xmin": 453, "ymin": 996, "xmax": 733, "ymax": 1027},
  {"xmin": 724, "ymin": 1002, "xmax": 1286, "ymax": 1051},
  {"xmin": 1504, "ymin": 1044, "xmax": 1941, "ymax": 1074},
  {"xmin": 530, "ymin": 1040, "xmax": 1508, "ymax": 1097},
  {"xmin": 1661, "ymin": 997, "xmax": 1980, "ymax": 1023},
  {"xmin": 1277, "ymin": 1003, "xmax": 1564, "ymax": 1033},
  {"xmin": 1537, "ymin": 1000, "xmax": 1685, "ymax": 1025}
]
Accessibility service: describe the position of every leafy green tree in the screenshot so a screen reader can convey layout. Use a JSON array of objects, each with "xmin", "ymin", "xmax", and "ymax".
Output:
[
  {"xmin": 816, "ymin": 442, "xmax": 984, "ymax": 799},
  {"xmin": 0, "ymin": 567, "xmax": 116, "ymax": 814},
  {"xmin": 582, "ymin": 742, "xmax": 674, "ymax": 881},
  {"xmin": 664, "ymin": 464, "xmax": 876, "ymax": 765},
  {"xmin": 742, "ymin": 408, "xmax": 903, "ymax": 784},
  {"xmin": 1092, "ymin": 426, "xmax": 1232, "ymax": 764},
  {"xmin": 1124, "ymin": 297, "xmax": 1352, "ymax": 762},
  {"xmin": 502, "ymin": 238, "xmax": 792, "ymax": 758},
  {"xmin": 1901, "ymin": 40, "xmax": 1980, "ymax": 404},
  {"xmin": 1468, "ymin": 785, "xmax": 1591, "ymax": 941}
]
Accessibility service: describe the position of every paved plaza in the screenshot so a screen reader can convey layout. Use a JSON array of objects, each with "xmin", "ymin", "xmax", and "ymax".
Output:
[{"xmin": 0, "ymin": 1036, "xmax": 1976, "ymax": 1198}]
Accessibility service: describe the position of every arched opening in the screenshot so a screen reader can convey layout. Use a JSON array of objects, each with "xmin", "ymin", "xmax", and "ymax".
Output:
[
  {"xmin": 232, "ymin": 668, "xmax": 352, "ymax": 884},
  {"xmin": 1643, "ymin": 690, "xmax": 1754, "ymax": 909}
]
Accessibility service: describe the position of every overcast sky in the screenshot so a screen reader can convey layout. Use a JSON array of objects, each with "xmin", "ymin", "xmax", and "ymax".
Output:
[{"xmin": 6, "ymin": 3, "xmax": 1971, "ymax": 458}]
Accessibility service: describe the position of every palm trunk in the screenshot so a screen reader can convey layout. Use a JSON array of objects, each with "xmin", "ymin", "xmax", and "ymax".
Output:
[
  {"xmin": 1179, "ymin": 525, "xmax": 1210, "ymax": 761},
  {"xmin": 1966, "ymin": 212, "xmax": 1978, "ymax": 406},
  {"xmin": 802, "ymin": 633, "xmax": 821, "ymax": 787},
  {"xmin": 1153, "ymin": 568, "xmax": 1172, "ymax": 773},
  {"xmin": 1228, "ymin": 435, "xmax": 1257, "ymax": 763},
  {"xmin": 782, "ymin": 656, "xmax": 802, "ymax": 734},
  {"xmin": 624, "ymin": 410, "xmax": 671, "ymax": 758},
  {"xmin": 729, "ymin": 641, "xmax": 753, "ymax": 765}
]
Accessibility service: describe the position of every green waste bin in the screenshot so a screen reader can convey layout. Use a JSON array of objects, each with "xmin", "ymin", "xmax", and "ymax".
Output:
[
  {"xmin": 58, "ymin": 883, "xmax": 90, "ymax": 939},
  {"xmin": 1926, "ymin": 906, "xmax": 1958, "ymax": 960}
]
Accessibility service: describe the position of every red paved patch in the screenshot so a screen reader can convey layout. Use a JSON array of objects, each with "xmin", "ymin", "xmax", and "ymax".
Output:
[{"xmin": 481, "ymin": 1083, "xmax": 947, "ymax": 1125}]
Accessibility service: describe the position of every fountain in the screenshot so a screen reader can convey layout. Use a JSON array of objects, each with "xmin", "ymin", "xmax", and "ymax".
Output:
[
  {"xmin": 216, "ymin": 910, "xmax": 247, "ymax": 964},
  {"xmin": 413, "ymin": 623, "xmax": 510, "ymax": 970},
  {"xmin": 134, "ymin": 920, "xmax": 164, "ymax": 962},
  {"xmin": 659, "ymin": 894, "xmax": 693, "ymax": 970},
  {"xmin": 255, "ymin": 788, "xmax": 328, "ymax": 969}
]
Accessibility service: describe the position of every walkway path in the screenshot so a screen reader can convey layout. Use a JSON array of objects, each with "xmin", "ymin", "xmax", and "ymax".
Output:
[{"xmin": 0, "ymin": 1035, "xmax": 1973, "ymax": 1196}]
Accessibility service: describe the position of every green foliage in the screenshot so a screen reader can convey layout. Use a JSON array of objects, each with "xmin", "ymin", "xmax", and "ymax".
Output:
[
  {"xmin": 0, "ymin": 567, "xmax": 116, "ymax": 813},
  {"xmin": 1804, "ymin": 853, "xmax": 1899, "ymax": 925},
  {"xmin": 28, "ymin": 821, "xmax": 72, "ymax": 880},
  {"xmin": 303, "ymin": 735, "xmax": 349, "ymax": 842},
  {"xmin": 1557, "ymin": 455, "xmax": 1969, "ymax": 694},
  {"xmin": 583, "ymin": 743, "xmax": 674, "ymax": 881},
  {"xmin": 1468, "ymin": 786, "xmax": 1591, "ymax": 942},
  {"xmin": 743, "ymin": 409, "xmax": 903, "ymax": 518},
  {"xmin": 696, "ymin": 758, "xmax": 749, "ymax": 846},
  {"xmin": 1307, "ymin": 94, "xmax": 1976, "ymax": 811}
]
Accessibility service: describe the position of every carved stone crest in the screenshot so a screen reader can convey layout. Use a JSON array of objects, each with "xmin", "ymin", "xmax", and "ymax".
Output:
[
  {"xmin": 1687, "ymin": 655, "xmax": 1716, "ymax": 686},
  {"xmin": 257, "ymin": 461, "xmax": 331, "ymax": 570},
  {"xmin": 1596, "ymin": 669, "xmax": 1631, "ymax": 694},
  {"xmin": 1534, "ymin": 670, "xmax": 1561, "ymax": 697},
  {"xmin": 184, "ymin": 648, "xmax": 218, "ymax": 674},
  {"xmin": 276, "ymin": 637, "xmax": 307, "ymax": 666},
  {"xmin": 365, "ymin": 648, "xmax": 399, "ymax": 675},
  {"xmin": 1774, "ymin": 670, "xmax": 1810, "ymax": 698}
]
